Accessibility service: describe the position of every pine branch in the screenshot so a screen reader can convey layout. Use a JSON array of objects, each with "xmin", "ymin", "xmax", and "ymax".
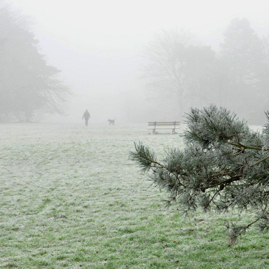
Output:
[{"xmin": 131, "ymin": 105, "xmax": 269, "ymax": 243}]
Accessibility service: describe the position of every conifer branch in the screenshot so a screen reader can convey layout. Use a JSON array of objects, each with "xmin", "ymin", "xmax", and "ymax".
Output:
[{"xmin": 131, "ymin": 105, "xmax": 269, "ymax": 242}]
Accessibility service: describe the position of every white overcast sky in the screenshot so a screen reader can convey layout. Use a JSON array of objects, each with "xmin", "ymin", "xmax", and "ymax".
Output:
[
  {"xmin": 4, "ymin": 0, "xmax": 269, "ymax": 122},
  {"xmin": 7, "ymin": 0, "xmax": 269, "ymax": 49}
]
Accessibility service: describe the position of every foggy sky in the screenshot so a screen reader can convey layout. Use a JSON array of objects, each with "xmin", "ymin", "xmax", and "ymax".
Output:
[{"xmin": 5, "ymin": 0, "xmax": 269, "ymax": 123}]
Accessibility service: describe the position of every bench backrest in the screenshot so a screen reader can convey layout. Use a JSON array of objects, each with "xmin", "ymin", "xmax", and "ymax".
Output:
[{"xmin": 148, "ymin": 121, "xmax": 180, "ymax": 126}]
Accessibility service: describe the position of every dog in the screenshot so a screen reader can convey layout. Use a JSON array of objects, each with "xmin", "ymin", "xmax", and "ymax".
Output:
[{"xmin": 108, "ymin": 119, "xmax": 116, "ymax": 125}]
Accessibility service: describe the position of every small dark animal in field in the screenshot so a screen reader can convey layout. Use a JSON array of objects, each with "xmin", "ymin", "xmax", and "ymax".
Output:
[{"xmin": 108, "ymin": 119, "xmax": 116, "ymax": 125}]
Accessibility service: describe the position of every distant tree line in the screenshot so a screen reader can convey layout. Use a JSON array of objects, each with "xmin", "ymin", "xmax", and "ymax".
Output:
[
  {"xmin": 0, "ymin": 3, "xmax": 70, "ymax": 122},
  {"xmin": 142, "ymin": 18, "xmax": 269, "ymax": 124}
]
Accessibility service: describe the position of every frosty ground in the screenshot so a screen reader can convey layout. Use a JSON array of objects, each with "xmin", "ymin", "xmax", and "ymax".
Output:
[{"xmin": 0, "ymin": 123, "xmax": 268, "ymax": 268}]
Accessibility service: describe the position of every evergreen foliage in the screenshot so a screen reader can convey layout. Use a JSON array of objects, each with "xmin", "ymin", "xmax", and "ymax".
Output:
[
  {"xmin": 0, "ymin": 4, "xmax": 70, "ymax": 122},
  {"xmin": 219, "ymin": 18, "xmax": 269, "ymax": 123},
  {"xmin": 130, "ymin": 105, "xmax": 269, "ymax": 243}
]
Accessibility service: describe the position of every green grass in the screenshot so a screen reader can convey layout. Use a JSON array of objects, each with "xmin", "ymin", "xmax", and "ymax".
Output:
[{"xmin": 0, "ymin": 123, "xmax": 268, "ymax": 268}]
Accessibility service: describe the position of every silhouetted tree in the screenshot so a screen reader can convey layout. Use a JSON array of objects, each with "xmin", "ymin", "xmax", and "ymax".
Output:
[
  {"xmin": 219, "ymin": 18, "xmax": 269, "ymax": 123},
  {"xmin": 131, "ymin": 105, "xmax": 269, "ymax": 243},
  {"xmin": 142, "ymin": 29, "xmax": 218, "ymax": 119},
  {"xmin": 0, "ymin": 4, "xmax": 70, "ymax": 122}
]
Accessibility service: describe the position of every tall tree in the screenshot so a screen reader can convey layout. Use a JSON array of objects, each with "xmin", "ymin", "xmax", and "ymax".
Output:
[
  {"xmin": 219, "ymin": 18, "xmax": 269, "ymax": 123},
  {"xmin": 0, "ymin": 4, "xmax": 70, "ymax": 122},
  {"xmin": 142, "ymin": 29, "xmax": 219, "ymax": 119}
]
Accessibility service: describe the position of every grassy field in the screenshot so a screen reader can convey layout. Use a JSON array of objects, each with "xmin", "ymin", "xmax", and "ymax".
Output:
[{"xmin": 0, "ymin": 122, "xmax": 268, "ymax": 268}]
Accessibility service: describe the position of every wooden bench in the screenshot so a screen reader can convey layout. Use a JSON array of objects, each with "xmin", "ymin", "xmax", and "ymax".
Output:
[{"xmin": 148, "ymin": 121, "xmax": 180, "ymax": 134}]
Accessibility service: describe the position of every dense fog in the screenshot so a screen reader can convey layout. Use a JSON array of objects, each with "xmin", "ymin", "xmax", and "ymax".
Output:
[{"xmin": 2, "ymin": 0, "xmax": 269, "ymax": 125}]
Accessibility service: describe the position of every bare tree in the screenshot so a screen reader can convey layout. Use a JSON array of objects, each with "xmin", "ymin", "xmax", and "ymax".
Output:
[{"xmin": 141, "ymin": 29, "xmax": 218, "ymax": 119}]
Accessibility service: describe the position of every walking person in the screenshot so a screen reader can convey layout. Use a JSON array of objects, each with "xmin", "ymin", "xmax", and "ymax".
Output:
[{"xmin": 82, "ymin": 109, "xmax": 90, "ymax": 126}]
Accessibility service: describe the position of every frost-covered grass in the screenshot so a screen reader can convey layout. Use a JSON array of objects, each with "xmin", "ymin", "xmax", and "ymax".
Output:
[{"xmin": 0, "ymin": 122, "xmax": 268, "ymax": 268}]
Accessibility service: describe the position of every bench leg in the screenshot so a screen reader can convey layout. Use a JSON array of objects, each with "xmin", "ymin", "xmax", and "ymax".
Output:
[{"xmin": 172, "ymin": 128, "xmax": 175, "ymax": 134}]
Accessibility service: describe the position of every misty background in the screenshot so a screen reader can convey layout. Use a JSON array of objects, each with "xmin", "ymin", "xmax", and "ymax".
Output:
[{"xmin": 2, "ymin": 0, "xmax": 269, "ymax": 124}]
